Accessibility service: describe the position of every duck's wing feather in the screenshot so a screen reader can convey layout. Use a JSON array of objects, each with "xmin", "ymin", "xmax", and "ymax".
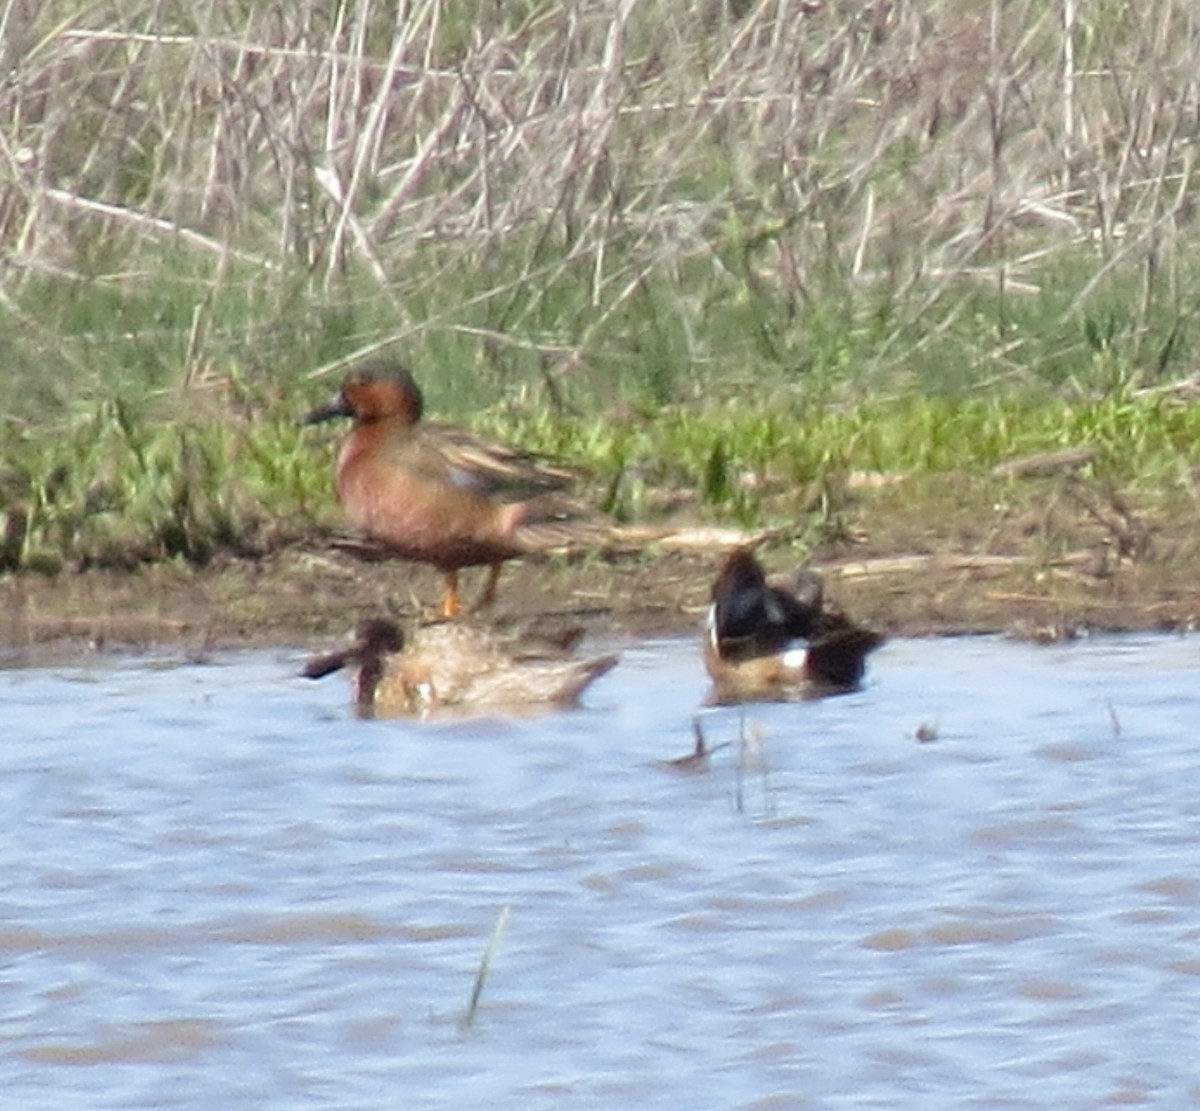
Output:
[{"xmin": 413, "ymin": 422, "xmax": 575, "ymax": 501}]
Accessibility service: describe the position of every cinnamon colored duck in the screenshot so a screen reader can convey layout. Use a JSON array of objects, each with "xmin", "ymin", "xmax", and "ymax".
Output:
[
  {"xmin": 703, "ymin": 548, "xmax": 883, "ymax": 702},
  {"xmin": 303, "ymin": 617, "xmax": 618, "ymax": 718},
  {"xmin": 303, "ymin": 363, "xmax": 588, "ymax": 618}
]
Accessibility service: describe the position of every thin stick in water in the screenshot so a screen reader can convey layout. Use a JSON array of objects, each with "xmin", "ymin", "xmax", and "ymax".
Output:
[{"xmin": 461, "ymin": 905, "xmax": 512, "ymax": 1029}]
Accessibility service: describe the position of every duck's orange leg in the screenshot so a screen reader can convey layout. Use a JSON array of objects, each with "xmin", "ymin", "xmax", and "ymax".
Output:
[
  {"xmin": 473, "ymin": 563, "xmax": 503, "ymax": 612},
  {"xmin": 440, "ymin": 570, "xmax": 462, "ymax": 619}
]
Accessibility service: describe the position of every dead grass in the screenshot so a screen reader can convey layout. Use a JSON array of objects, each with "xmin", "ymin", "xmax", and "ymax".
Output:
[{"xmin": 2, "ymin": 0, "xmax": 1199, "ymax": 393}]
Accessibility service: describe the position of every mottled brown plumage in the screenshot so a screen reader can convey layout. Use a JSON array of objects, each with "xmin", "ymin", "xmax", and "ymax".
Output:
[{"xmin": 303, "ymin": 617, "xmax": 618, "ymax": 718}]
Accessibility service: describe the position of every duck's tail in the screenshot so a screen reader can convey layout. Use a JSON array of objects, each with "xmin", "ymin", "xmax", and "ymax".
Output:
[
  {"xmin": 470, "ymin": 652, "xmax": 620, "ymax": 709},
  {"xmin": 805, "ymin": 625, "xmax": 885, "ymax": 689},
  {"xmin": 513, "ymin": 497, "xmax": 614, "ymax": 555}
]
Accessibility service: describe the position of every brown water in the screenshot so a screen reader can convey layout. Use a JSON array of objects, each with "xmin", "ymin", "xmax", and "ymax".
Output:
[{"xmin": 2, "ymin": 633, "xmax": 1199, "ymax": 1109}]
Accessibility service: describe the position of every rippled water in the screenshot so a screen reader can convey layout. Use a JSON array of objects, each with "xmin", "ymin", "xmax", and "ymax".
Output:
[{"xmin": 3, "ymin": 632, "xmax": 1200, "ymax": 1109}]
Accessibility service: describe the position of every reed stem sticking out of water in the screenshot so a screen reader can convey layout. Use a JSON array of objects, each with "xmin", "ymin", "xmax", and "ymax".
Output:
[{"xmin": 461, "ymin": 905, "xmax": 511, "ymax": 1030}]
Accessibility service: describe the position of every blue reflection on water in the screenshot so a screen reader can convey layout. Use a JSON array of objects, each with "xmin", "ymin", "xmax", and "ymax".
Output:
[{"xmin": 1, "ymin": 633, "xmax": 1199, "ymax": 1109}]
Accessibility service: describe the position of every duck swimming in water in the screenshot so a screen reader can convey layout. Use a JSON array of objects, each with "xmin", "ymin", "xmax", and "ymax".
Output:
[
  {"xmin": 703, "ymin": 548, "xmax": 883, "ymax": 702},
  {"xmin": 303, "ymin": 616, "xmax": 618, "ymax": 718}
]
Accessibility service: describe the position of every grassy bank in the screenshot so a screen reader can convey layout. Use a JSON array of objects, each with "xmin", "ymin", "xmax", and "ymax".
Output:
[{"xmin": 2, "ymin": 1, "xmax": 1200, "ymax": 573}]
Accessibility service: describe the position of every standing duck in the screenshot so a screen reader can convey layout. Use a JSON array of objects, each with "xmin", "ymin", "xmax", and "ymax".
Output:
[
  {"xmin": 703, "ymin": 548, "xmax": 883, "ymax": 702},
  {"xmin": 303, "ymin": 363, "xmax": 585, "ymax": 618}
]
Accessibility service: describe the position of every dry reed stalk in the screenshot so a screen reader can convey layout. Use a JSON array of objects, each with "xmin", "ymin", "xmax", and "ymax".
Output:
[
  {"xmin": 1, "ymin": 0, "xmax": 1199, "ymax": 384},
  {"xmin": 461, "ymin": 904, "xmax": 511, "ymax": 1029}
]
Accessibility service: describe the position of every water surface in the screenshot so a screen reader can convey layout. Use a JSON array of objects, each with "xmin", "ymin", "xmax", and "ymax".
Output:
[{"xmin": 3, "ymin": 633, "xmax": 1199, "ymax": 1109}]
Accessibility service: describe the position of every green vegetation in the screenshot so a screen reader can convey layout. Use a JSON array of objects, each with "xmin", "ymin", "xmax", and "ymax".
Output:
[{"xmin": 2, "ymin": 1, "xmax": 1199, "ymax": 572}]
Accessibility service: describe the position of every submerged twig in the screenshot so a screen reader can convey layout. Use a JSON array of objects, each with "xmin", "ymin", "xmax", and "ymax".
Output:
[
  {"xmin": 733, "ymin": 710, "xmax": 771, "ymax": 816},
  {"xmin": 655, "ymin": 716, "xmax": 733, "ymax": 772}
]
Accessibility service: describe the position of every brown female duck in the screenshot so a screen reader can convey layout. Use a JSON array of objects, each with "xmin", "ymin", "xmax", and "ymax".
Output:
[{"xmin": 304, "ymin": 617, "xmax": 618, "ymax": 718}]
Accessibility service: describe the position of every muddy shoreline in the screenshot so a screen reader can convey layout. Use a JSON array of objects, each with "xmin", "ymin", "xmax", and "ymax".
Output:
[{"xmin": 4, "ymin": 518, "xmax": 1198, "ymax": 666}]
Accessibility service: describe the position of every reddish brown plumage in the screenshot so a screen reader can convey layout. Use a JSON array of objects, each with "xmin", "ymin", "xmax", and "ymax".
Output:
[{"xmin": 304, "ymin": 363, "xmax": 583, "ymax": 617}]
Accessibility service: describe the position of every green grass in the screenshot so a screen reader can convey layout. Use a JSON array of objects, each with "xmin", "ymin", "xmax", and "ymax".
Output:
[
  {"xmin": 5, "ymin": 229, "xmax": 1199, "ymax": 574},
  {"xmin": 4, "ymin": 1, "xmax": 1200, "ymax": 571},
  {"xmin": 6, "ymin": 330, "xmax": 1199, "ymax": 573}
]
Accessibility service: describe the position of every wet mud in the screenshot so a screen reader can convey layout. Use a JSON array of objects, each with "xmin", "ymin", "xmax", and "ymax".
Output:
[{"xmin": 3, "ymin": 499, "xmax": 1199, "ymax": 666}]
